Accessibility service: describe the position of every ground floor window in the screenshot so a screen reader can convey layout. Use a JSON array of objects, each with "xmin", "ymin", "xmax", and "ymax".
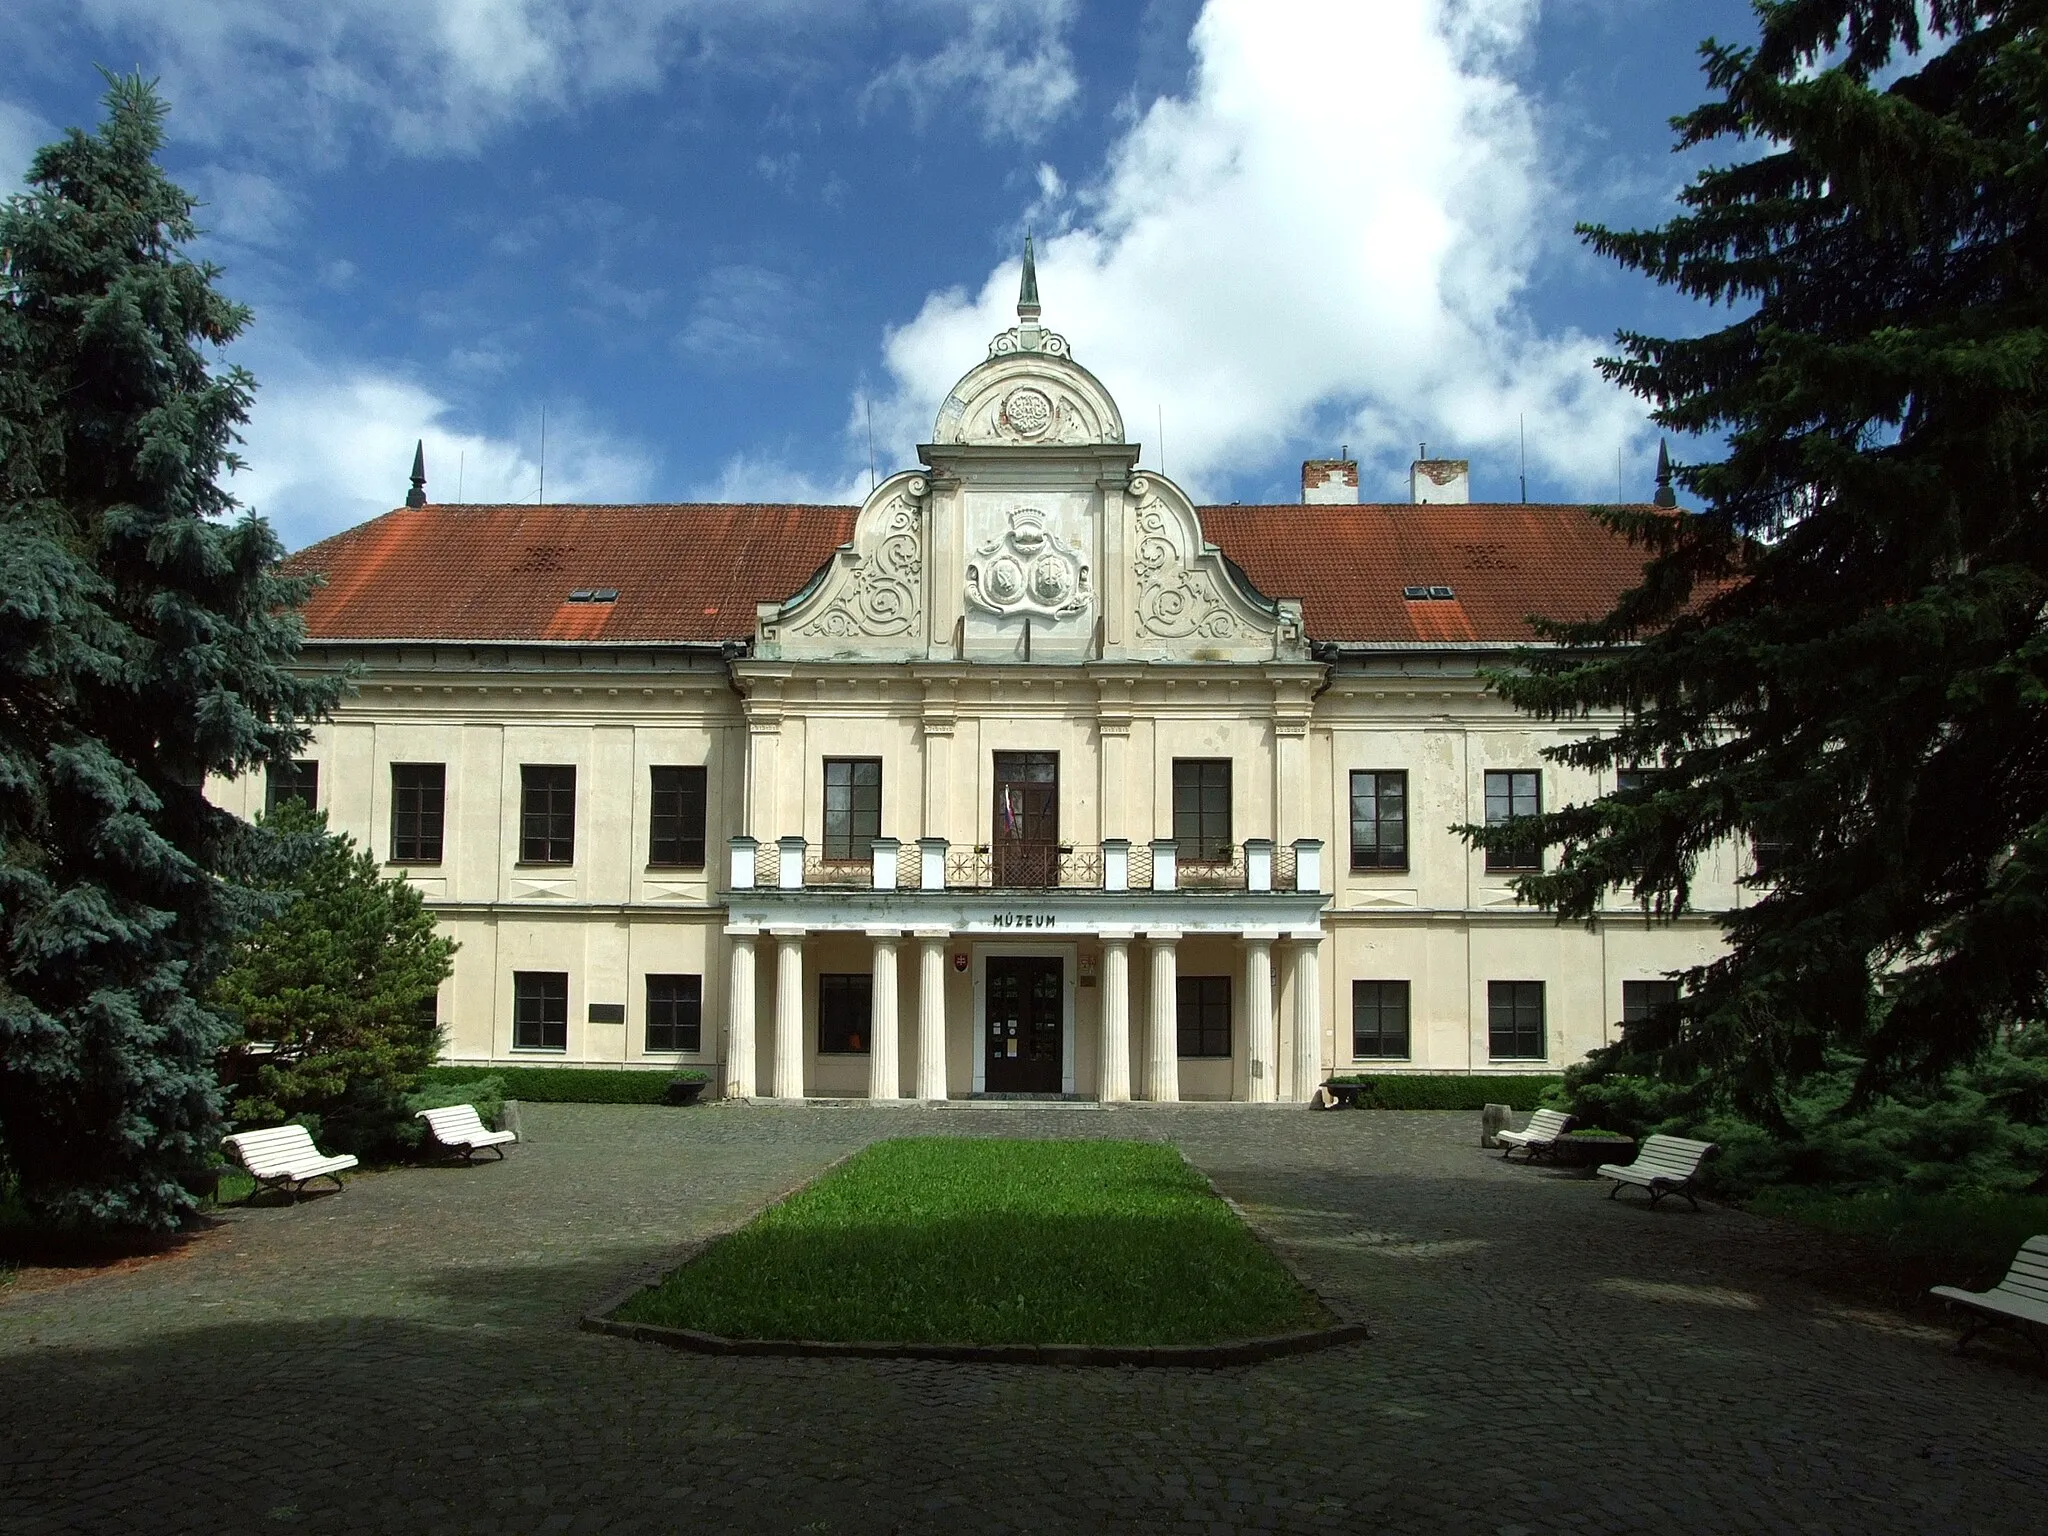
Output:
[
  {"xmin": 1352, "ymin": 980, "xmax": 1411, "ymax": 1059},
  {"xmin": 1176, "ymin": 975, "xmax": 1231, "ymax": 1058},
  {"xmin": 646, "ymin": 974, "xmax": 702, "ymax": 1053},
  {"xmin": 513, "ymin": 971, "xmax": 568, "ymax": 1052},
  {"xmin": 1487, "ymin": 980, "xmax": 1545, "ymax": 1060},
  {"xmin": 1621, "ymin": 979, "xmax": 1681, "ymax": 1047},
  {"xmin": 818, "ymin": 972, "xmax": 871, "ymax": 1054}
]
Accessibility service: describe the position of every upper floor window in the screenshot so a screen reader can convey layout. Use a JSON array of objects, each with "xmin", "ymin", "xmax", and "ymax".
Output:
[
  {"xmin": 823, "ymin": 758, "xmax": 882, "ymax": 862},
  {"xmin": 1487, "ymin": 980, "xmax": 1546, "ymax": 1060},
  {"xmin": 265, "ymin": 759, "xmax": 318, "ymax": 816},
  {"xmin": 645, "ymin": 973, "xmax": 703, "ymax": 1053},
  {"xmin": 1176, "ymin": 975, "xmax": 1232, "ymax": 1058},
  {"xmin": 1352, "ymin": 980, "xmax": 1411, "ymax": 1059},
  {"xmin": 818, "ymin": 972, "xmax": 872, "ymax": 1054},
  {"xmin": 390, "ymin": 763, "xmax": 445, "ymax": 863},
  {"xmin": 513, "ymin": 971, "xmax": 568, "ymax": 1052},
  {"xmin": 520, "ymin": 765, "xmax": 576, "ymax": 865},
  {"xmin": 1484, "ymin": 770, "xmax": 1541, "ymax": 872},
  {"xmin": 648, "ymin": 765, "xmax": 708, "ymax": 868},
  {"xmin": 1172, "ymin": 759, "xmax": 1233, "ymax": 864},
  {"xmin": 1350, "ymin": 770, "xmax": 1407, "ymax": 870}
]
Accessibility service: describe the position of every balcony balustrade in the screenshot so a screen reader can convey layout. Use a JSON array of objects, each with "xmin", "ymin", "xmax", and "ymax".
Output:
[{"xmin": 726, "ymin": 834, "xmax": 1323, "ymax": 895}]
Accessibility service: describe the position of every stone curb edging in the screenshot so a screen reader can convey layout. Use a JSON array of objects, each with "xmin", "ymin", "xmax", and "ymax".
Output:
[
  {"xmin": 578, "ymin": 1311, "xmax": 1370, "ymax": 1367},
  {"xmin": 579, "ymin": 1139, "xmax": 1374, "ymax": 1369}
]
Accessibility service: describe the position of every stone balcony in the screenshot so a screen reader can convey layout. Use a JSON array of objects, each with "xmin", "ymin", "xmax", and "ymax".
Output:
[{"xmin": 727, "ymin": 835, "xmax": 1323, "ymax": 895}]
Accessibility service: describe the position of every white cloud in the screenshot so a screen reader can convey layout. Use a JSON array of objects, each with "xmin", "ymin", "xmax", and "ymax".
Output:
[
  {"xmin": 676, "ymin": 264, "xmax": 803, "ymax": 367},
  {"xmin": 0, "ymin": 97, "xmax": 54, "ymax": 191},
  {"xmin": 30, "ymin": 0, "xmax": 1080, "ymax": 161},
  {"xmin": 871, "ymin": 0, "xmax": 1648, "ymax": 502},
  {"xmin": 690, "ymin": 450, "xmax": 867, "ymax": 506},
  {"xmin": 228, "ymin": 323, "xmax": 655, "ymax": 551},
  {"xmin": 864, "ymin": 0, "xmax": 1080, "ymax": 143}
]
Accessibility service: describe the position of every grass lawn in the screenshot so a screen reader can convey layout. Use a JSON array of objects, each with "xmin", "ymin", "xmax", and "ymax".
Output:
[
  {"xmin": 1749, "ymin": 1188, "xmax": 2048, "ymax": 1299},
  {"xmin": 615, "ymin": 1137, "xmax": 1331, "ymax": 1347}
]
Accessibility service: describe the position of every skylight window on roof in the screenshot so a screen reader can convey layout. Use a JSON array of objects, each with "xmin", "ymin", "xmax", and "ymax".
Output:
[
  {"xmin": 1402, "ymin": 584, "xmax": 1457, "ymax": 601},
  {"xmin": 567, "ymin": 589, "xmax": 595, "ymax": 602},
  {"xmin": 1428, "ymin": 585, "xmax": 1454, "ymax": 600},
  {"xmin": 565, "ymin": 588, "xmax": 619, "ymax": 604}
]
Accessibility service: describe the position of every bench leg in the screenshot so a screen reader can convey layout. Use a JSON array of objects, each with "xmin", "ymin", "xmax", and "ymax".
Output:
[{"xmin": 1606, "ymin": 1179, "xmax": 1624, "ymax": 1200}]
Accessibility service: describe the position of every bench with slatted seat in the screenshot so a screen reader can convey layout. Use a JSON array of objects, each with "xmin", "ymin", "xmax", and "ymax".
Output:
[
  {"xmin": 416, "ymin": 1103, "xmax": 517, "ymax": 1163},
  {"xmin": 1930, "ymin": 1234, "xmax": 2048, "ymax": 1366},
  {"xmin": 222, "ymin": 1124, "xmax": 358, "ymax": 1202},
  {"xmin": 1495, "ymin": 1107, "xmax": 1573, "ymax": 1161},
  {"xmin": 1597, "ymin": 1133, "xmax": 1717, "ymax": 1209}
]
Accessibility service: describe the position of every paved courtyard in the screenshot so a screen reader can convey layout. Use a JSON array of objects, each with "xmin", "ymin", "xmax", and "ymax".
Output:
[{"xmin": 1, "ymin": 1103, "xmax": 2042, "ymax": 1535}]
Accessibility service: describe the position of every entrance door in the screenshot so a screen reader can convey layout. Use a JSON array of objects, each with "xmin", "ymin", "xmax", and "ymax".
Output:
[
  {"xmin": 985, "ymin": 956, "xmax": 1064, "ymax": 1093},
  {"xmin": 993, "ymin": 751, "xmax": 1058, "ymax": 888}
]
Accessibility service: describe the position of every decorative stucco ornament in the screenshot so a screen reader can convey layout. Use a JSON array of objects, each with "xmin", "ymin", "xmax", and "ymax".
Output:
[
  {"xmin": 1001, "ymin": 386, "xmax": 1054, "ymax": 438},
  {"xmin": 965, "ymin": 507, "xmax": 1091, "ymax": 622}
]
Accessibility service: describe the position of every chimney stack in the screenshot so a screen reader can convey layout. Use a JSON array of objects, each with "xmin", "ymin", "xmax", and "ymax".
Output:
[
  {"xmin": 1409, "ymin": 455, "xmax": 1470, "ymax": 504},
  {"xmin": 1301, "ymin": 452, "xmax": 1358, "ymax": 505}
]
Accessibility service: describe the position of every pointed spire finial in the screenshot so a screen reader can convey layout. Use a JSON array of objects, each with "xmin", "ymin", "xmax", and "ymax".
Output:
[
  {"xmin": 406, "ymin": 439, "xmax": 427, "ymax": 508},
  {"xmin": 1017, "ymin": 231, "xmax": 1041, "ymax": 325},
  {"xmin": 1653, "ymin": 437, "xmax": 1677, "ymax": 508}
]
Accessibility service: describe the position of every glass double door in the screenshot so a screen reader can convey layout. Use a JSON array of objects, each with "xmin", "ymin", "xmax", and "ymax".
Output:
[
  {"xmin": 985, "ymin": 956, "xmax": 1063, "ymax": 1093},
  {"xmin": 993, "ymin": 751, "xmax": 1058, "ymax": 888}
]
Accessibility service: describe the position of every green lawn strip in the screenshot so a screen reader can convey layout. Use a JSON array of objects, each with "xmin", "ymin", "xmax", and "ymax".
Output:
[
  {"xmin": 1748, "ymin": 1187, "xmax": 2048, "ymax": 1293},
  {"xmin": 616, "ymin": 1138, "xmax": 1330, "ymax": 1347}
]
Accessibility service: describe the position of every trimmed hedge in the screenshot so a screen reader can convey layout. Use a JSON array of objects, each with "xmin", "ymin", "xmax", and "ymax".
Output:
[
  {"xmin": 419, "ymin": 1065, "xmax": 709, "ymax": 1105},
  {"xmin": 1325, "ymin": 1073, "xmax": 1562, "ymax": 1111}
]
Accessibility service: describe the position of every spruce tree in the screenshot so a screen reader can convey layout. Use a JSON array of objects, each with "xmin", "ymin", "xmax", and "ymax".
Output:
[
  {"xmin": 1471, "ymin": 2, "xmax": 2048, "ymax": 1116},
  {"xmin": 0, "ymin": 76, "xmax": 338, "ymax": 1231}
]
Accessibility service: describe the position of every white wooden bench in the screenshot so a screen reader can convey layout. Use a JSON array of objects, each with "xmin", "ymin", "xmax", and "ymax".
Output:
[
  {"xmin": 416, "ymin": 1104, "xmax": 517, "ymax": 1163},
  {"xmin": 1495, "ymin": 1107, "xmax": 1573, "ymax": 1160},
  {"xmin": 1597, "ymin": 1134, "xmax": 1717, "ymax": 1210},
  {"xmin": 222, "ymin": 1124, "xmax": 358, "ymax": 1202},
  {"xmin": 1930, "ymin": 1234, "xmax": 2048, "ymax": 1366}
]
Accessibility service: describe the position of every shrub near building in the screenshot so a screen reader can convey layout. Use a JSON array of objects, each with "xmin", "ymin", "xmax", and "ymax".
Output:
[{"xmin": 214, "ymin": 802, "xmax": 456, "ymax": 1157}]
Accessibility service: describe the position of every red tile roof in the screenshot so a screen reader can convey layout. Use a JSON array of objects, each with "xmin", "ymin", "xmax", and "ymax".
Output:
[
  {"xmin": 287, "ymin": 503, "xmax": 856, "ymax": 645},
  {"xmin": 286, "ymin": 500, "xmax": 1660, "ymax": 647},
  {"xmin": 1202, "ymin": 503, "xmax": 1664, "ymax": 644}
]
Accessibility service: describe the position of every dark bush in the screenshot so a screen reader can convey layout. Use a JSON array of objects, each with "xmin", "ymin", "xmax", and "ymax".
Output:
[
  {"xmin": 417, "ymin": 1065, "xmax": 709, "ymax": 1105},
  {"xmin": 1325, "ymin": 1074, "xmax": 1562, "ymax": 1111}
]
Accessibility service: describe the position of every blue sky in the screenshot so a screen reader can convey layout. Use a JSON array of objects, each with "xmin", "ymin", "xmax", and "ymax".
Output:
[{"xmin": 1, "ymin": 0, "xmax": 1756, "ymax": 550}]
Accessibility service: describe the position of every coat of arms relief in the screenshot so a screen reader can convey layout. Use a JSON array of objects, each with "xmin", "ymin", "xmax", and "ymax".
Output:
[{"xmin": 965, "ymin": 507, "xmax": 1092, "ymax": 622}]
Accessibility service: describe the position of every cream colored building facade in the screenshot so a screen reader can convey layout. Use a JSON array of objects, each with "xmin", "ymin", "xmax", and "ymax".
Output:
[{"xmin": 217, "ymin": 282, "xmax": 1736, "ymax": 1101}]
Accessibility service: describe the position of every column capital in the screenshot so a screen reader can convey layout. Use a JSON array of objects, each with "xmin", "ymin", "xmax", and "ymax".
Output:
[
  {"xmin": 864, "ymin": 928, "xmax": 905, "ymax": 943},
  {"xmin": 724, "ymin": 924, "xmax": 762, "ymax": 938},
  {"xmin": 912, "ymin": 927, "xmax": 951, "ymax": 942},
  {"xmin": 1286, "ymin": 929, "xmax": 1325, "ymax": 946},
  {"xmin": 767, "ymin": 926, "xmax": 807, "ymax": 940},
  {"xmin": 1143, "ymin": 926, "xmax": 1183, "ymax": 944},
  {"xmin": 1239, "ymin": 927, "xmax": 1280, "ymax": 944}
]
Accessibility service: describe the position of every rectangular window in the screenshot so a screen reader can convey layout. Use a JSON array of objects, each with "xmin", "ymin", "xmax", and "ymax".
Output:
[
  {"xmin": 389, "ymin": 763, "xmax": 446, "ymax": 863},
  {"xmin": 1621, "ymin": 979, "xmax": 1681, "ymax": 1047},
  {"xmin": 520, "ymin": 765, "xmax": 576, "ymax": 864},
  {"xmin": 645, "ymin": 974, "xmax": 703, "ymax": 1053},
  {"xmin": 1349, "ymin": 770, "xmax": 1408, "ymax": 870},
  {"xmin": 265, "ymin": 759, "xmax": 319, "ymax": 815},
  {"xmin": 818, "ymin": 972, "xmax": 872, "ymax": 1055},
  {"xmin": 513, "ymin": 971, "xmax": 568, "ymax": 1052},
  {"xmin": 822, "ymin": 759, "xmax": 882, "ymax": 862},
  {"xmin": 1484, "ymin": 770, "xmax": 1541, "ymax": 872},
  {"xmin": 1487, "ymin": 980, "xmax": 1546, "ymax": 1060},
  {"xmin": 1176, "ymin": 975, "xmax": 1232, "ymax": 1058},
  {"xmin": 648, "ymin": 765, "xmax": 708, "ymax": 868},
  {"xmin": 1352, "ymin": 980, "xmax": 1412, "ymax": 1059},
  {"xmin": 1172, "ymin": 759, "xmax": 1233, "ymax": 863}
]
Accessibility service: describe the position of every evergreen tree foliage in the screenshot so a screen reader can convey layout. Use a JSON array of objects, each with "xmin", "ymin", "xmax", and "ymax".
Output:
[
  {"xmin": 1466, "ymin": 3, "xmax": 2048, "ymax": 1116},
  {"xmin": 215, "ymin": 803, "xmax": 456, "ymax": 1157},
  {"xmin": 0, "ymin": 77, "xmax": 338, "ymax": 1230}
]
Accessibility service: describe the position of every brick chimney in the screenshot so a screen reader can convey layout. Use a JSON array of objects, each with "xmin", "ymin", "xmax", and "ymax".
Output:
[
  {"xmin": 1409, "ymin": 456, "xmax": 1470, "ymax": 504},
  {"xmin": 1301, "ymin": 455, "xmax": 1358, "ymax": 505}
]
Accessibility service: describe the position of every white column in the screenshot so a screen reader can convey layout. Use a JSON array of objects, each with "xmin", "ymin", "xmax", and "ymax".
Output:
[
  {"xmin": 725, "ymin": 931, "xmax": 757, "ymax": 1098},
  {"xmin": 1145, "ymin": 930, "xmax": 1180, "ymax": 1102},
  {"xmin": 1289, "ymin": 933, "xmax": 1324, "ymax": 1104},
  {"xmin": 1243, "ymin": 933, "xmax": 1276, "ymax": 1104},
  {"xmin": 772, "ymin": 929, "xmax": 804, "ymax": 1100},
  {"xmin": 1098, "ymin": 933, "xmax": 1132, "ymax": 1103},
  {"xmin": 916, "ymin": 931, "xmax": 949, "ymax": 1100},
  {"xmin": 867, "ymin": 931, "xmax": 900, "ymax": 1100}
]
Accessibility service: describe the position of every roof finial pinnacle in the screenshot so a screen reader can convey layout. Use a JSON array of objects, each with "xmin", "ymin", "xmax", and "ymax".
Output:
[
  {"xmin": 1653, "ymin": 436, "xmax": 1677, "ymax": 508},
  {"xmin": 406, "ymin": 439, "xmax": 427, "ymax": 509},
  {"xmin": 1017, "ymin": 231, "xmax": 1041, "ymax": 325}
]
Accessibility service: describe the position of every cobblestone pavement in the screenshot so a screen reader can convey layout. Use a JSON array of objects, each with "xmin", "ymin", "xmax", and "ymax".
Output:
[{"xmin": 2, "ymin": 1103, "xmax": 2043, "ymax": 1535}]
